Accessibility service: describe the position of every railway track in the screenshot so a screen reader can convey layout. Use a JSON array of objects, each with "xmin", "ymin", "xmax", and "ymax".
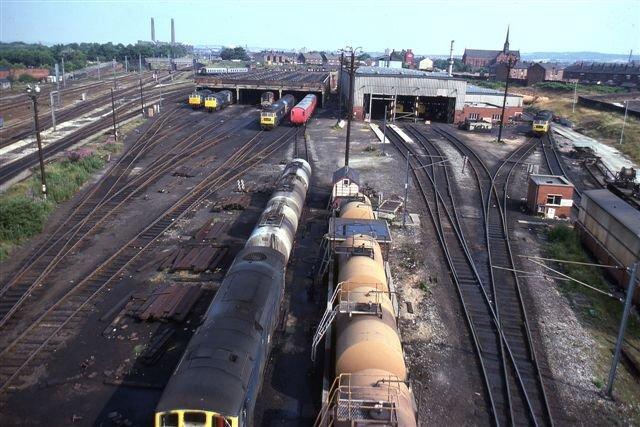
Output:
[
  {"xmin": 0, "ymin": 122, "xmax": 298, "ymax": 395},
  {"xmin": 387, "ymin": 123, "xmax": 554, "ymax": 426},
  {"xmin": 0, "ymin": 106, "xmax": 258, "ymax": 331},
  {"xmin": 0, "ymin": 86, "xmax": 192, "ymax": 185},
  {"xmin": 539, "ymin": 132, "xmax": 583, "ymax": 204},
  {"xmin": 0, "ymin": 73, "xmax": 180, "ymax": 149}
]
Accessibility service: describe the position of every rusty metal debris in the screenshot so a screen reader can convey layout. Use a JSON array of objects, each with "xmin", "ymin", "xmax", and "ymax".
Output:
[
  {"xmin": 211, "ymin": 193, "xmax": 251, "ymax": 211},
  {"xmin": 159, "ymin": 244, "xmax": 228, "ymax": 273},
  {"xmin": 125, "ymin": 284, "xmax": 203, "ymax": 323}
]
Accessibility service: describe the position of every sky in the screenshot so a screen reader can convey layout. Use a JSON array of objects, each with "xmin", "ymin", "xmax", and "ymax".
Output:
[{"xmin": 1, "ymin": 0, "xmax": 639, "ymax": 55}]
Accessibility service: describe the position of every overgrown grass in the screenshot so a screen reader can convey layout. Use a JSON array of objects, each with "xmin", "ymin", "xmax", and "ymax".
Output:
[
  {"xmin": 0, "ymin": 155, "xmax": 106, "ymax": 261},
  {"xmin": 546, "ymin": 225, "xmax": 640, "ymax": 408},
  {"xmin": 531, "ymin": 91, "xmax": 640, "ymax": 164},
  {"xmin": 533, "ymin": 81, "xmax": 627, "ymax": 94}
]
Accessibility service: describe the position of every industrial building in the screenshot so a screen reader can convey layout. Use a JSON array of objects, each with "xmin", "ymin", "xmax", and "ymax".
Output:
[
  {"xmin": 526, "ymin": 175, "xmax": 575, "ymax": 218},
  {"xmin": 462, "ymin": 85, "xmax": 523, "ymax": 122},
  {"xmin": 340, "ymin": 66, "xmax": 467, "ymax": 122},
  {"xmin": 340, "ymin": 67, "xmax": 523, "ymax": 123}
]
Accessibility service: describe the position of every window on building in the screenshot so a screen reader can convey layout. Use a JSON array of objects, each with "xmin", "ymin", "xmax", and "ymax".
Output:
[
  {"xmin": 492, "ymin": 113, "xmax": 501, "ymax": 120},
  {"xmin": 469, "ymin": 113, "xmax": 479, "ymax": 119},
  {"xmin": 546, "ymin": 194, "xmax": 562, "ymax": 205},
  {"xmin": 342, "ymin": 179, "xmax": 349, "ymax": 186}
]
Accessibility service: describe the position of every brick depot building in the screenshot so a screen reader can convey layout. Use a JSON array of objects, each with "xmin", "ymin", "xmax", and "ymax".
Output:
[{"xmin": 527, "ymin": 174, "xmax": 575, "ymax": 218}]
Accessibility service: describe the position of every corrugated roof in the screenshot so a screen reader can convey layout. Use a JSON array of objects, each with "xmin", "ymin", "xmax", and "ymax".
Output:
[
  {"xmin": 465, "ymin": 84, "xmax": 523, "ymax": 97},
  {"xmin": 583, "ymin": 189, "xmax": 640, "ymax": 237},
  {"xmin": 356, "ymin": 66, "xmax": 457, "ymax": 79}
]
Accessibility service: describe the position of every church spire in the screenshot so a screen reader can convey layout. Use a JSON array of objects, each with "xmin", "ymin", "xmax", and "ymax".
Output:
[{"xmin": 503, "ymin": 25, "xmax": 510, "ymax": 52}]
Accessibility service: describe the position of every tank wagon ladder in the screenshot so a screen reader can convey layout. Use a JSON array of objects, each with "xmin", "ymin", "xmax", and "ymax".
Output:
[
  {"xmin": 315, "ymin": 236, "xmax": 332, "ymax": 284},
  {"xmin": 311, "ymin": 282, "xmax": 386, "ymax": 362},
  {"xmin": 315, "ymin": 374, "xmax": 401, "ymax": 426}
]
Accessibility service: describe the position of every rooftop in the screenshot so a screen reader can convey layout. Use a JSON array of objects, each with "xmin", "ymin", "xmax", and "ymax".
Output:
[
  {"xmin": 466, "ymin": 84, "xmax": 523, "ymax": 97},
  {"xmin": 355, "ymin": 66, "xmax": 462, "ymax": 80},
  {"xmin": 530, "ymin": 174, "xmax": 573, "ymax": 186},
  {"xmin": 583, "ymin": 189, "xmax": 640, "ymax": 237}
]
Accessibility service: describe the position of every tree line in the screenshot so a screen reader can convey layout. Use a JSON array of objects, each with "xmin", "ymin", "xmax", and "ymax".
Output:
[{"xmin": 0, "ymin": 42, "xmax": 192, "ymax": 72}]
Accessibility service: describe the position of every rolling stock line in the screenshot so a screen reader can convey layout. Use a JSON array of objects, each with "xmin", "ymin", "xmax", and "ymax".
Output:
[
  {"xmin": 539, "ymin": 132, "xmax": 583, "ymax": 201},
  {"xmin": 1, "ymin": 73, "xmax": 179, "ymax": 149},
  {"xmin": 0, "ymin": 86, "xmax": 192, "ymax": 185},
  {"xmin": 0, "ymin": 124, "xmax": 299, "ymax": 395},
  {"xmin": 430, "ymin": 124, "xmax": 555, "ymax": 426},
  {"xmin": 0, "ymin": 107, "xmax": 259, "ymax": 333},
  {"xmin": 387, "ymin": 124, "xmax": 554, "ymax": 426}
]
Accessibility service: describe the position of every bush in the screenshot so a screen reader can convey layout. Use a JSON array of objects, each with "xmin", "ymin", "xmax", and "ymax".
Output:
[
  {"xmin": 0, "ymin": 196, "xmax": 53, "ymax": 242},
  {"xmin": 32, "ymin": 155, "xmax": 105, "ymax": 203},
  {"xmin": 534, "ymin": 81, "xmax": 627, "ymax": 94},
  {"xmin": 17, "ymin": 74, "xmax": 37, "ymax": 83}
]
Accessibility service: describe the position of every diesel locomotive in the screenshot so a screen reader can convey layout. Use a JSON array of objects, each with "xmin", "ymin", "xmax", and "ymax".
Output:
[
  {"xmin": 155, "ymin": 159, "xmax": 312, "ymax": 427},
  {"xmin": 259, "ymin": 94, "xmax": 295, "ymax": 130}
]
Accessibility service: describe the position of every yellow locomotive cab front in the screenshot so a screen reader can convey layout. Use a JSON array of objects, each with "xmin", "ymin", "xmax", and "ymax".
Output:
[
  {"xmin": 188, "ymin": 95, "xmax": 202, "ymax": 108},
  {"xmin": 156, "ymin": 410, "xmax": 238, "ymax": 427},
  {"xmin": 204, "ymin": 97, "xmax": 218, "ymax": 110},
  {"xmin": 260, "ymin": 112, "xmax": 276, "ymax": 128}
]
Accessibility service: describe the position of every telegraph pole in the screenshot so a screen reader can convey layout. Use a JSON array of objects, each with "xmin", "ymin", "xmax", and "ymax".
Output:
[
  {"xmin": 49, "ymin": 91, "xmax": 57, "ymax": 131},
  {"xmin": 112, "ymin": 58, "xmax": 117, "ymax": 89},
  {"xmin": 54, "ymin": 63, "xmax": 60, "ymax": 105},
  {"xmin": 344, "ymin": 48, "xmax": 356, "ymax": 166},
  {"xmin": 619, "ymin": 100, "xmax": 629, "ymax": 145},
  {"xmin": 606, "ymin": 262, "xmax": 638, "ymax": 397},
  {"xmin": 61, "ymin": 56, "xmax": 66, "ymax": 88},
  {"xmin": 139, "ymin": 79, "xmax": 145, "ymax": 117},
  {"xmin": 26, "ymin": 85, "xmax": 48, "ymax": 200},
  {"xmin": 337, "ymin": 51, "xmax": 344, "ymax": 122},
  {"xmin": 497, "ymin": 55, "xmax": 516, "ymax": 143},
  {"xmin": 125, "ymin": 55, "xmax": 128, "ymax": 73},
  {"xmin": 97, "ymin": 56, "xmax": 101, "ymax": 81},
  {"xmin": 111, "ymin": 89, "xmax": 118, "ymax": 140},
  {"xmin": 572, "ymin": 80, "xmax": 578, "ymax": 113}
]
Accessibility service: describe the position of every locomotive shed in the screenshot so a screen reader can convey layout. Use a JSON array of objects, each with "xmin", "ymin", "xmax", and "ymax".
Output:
[{"xmin": 195, "ymin": 70, "xmax": 330, "ymax": 107}]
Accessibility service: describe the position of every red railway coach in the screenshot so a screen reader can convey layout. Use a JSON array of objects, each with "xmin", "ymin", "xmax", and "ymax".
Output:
[{"xmin": 290, "ymin": 94, "xmax": 317, "ymax": 125}]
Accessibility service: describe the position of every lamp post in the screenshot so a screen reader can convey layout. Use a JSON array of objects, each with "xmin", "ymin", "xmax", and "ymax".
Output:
[
  {"xmin": 497, "ymin": 53, "xmax": 518, "ymax": 143},
  {"xmin": 619, "ymin": 100, "xmax": 629, "ymax": 145},
  {"xmin": 25, "ymin": 85, "xmax": 48, "ymax": 200},
  {"xmin": 344, "ymin": 46, "xmax": 362, "ymax": 167}
]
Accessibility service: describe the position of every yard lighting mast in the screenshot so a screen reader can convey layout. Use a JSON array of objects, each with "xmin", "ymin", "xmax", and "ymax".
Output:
[
  {"xmin": 619, "ymin": 100, "xmax": 629, "ymax": 145},
  {"xmin": 25, "ymin": 85, "xmax": 48, "ymax": 200},
  {"xmin": 344, "ymin": 46, "xmax": 361, "ymax": 167},
  {"xmin": 337, "ymin": 50, "xmax": 345, "ymax": 123}
]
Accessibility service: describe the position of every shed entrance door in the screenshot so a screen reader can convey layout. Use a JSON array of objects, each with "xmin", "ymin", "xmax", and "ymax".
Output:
[{"xmin": 546, "ymin": 207, "xmax": 556, "ymax": 219}]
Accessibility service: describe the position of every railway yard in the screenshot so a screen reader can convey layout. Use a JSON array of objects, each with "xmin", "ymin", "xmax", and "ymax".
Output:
[{"xmin": 1, "ymin": 61, "xmax": 639, "ymax": 427}]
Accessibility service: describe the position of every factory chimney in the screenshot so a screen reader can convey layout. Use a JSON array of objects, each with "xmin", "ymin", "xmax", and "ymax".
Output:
[
  {"xmin": 447, "ymin": 40, "xmax": 455, "ymax": 76},
  {"xmin": 151, "ymin": 18, "xmax": 155, "ymax": 42},
  {"xmin": 171, "ymin": 18, "xmax": 175, "ymax": 45}
]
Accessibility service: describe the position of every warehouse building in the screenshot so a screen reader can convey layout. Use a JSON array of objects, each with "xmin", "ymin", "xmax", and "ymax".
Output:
[{"xmin": 340, "ymin": 66, "xmax": 467, "ymax": 122}]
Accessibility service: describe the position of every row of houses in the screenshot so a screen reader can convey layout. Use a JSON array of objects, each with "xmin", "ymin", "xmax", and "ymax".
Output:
[{"xmin": 492, "ymin": 60, "xmax": 640, "ymax": 87}]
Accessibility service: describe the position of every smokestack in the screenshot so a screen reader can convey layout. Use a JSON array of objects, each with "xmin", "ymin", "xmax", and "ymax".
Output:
[
  {"xmin": 171, "ymin": 18, "xmax": 175, "ymax": 45},
  {"xmin": 151, "ymin": 18, "xmax": 155, "ymax": 42},
  {"xmin": 447, "ymin": 40, "xmax": 455, "ymax": 76}
]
